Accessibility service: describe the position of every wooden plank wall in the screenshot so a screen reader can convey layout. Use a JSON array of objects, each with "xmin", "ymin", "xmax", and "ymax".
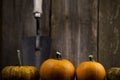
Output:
[
  {"xmin": 0, "ymin": 0, "xmax": 2, "ymax": 72},
  {"xmin": 51, "ymin": 0, "xmax": 97, "ymax": 66},
  {"xmin": 1, "ymin": 0, "xmax": 120, "ymax": 71},
  {"xmin": 1, "ymin": 0, "xmax": 34, "ymax": 68},
  {"xmin": 0, "ymin": 0, "xmax": 50, "ymax": 69},
  {"xmin": 99, "ymin": 0, "xmax": 120, "ymax": 69}
]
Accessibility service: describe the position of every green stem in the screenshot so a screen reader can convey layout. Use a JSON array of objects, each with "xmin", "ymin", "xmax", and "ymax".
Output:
[
  {"xmin": 56, "ymin": 52, "xmax": 62, "ymax": 60},
  {"xmin": 17, "ymin": 50, "xmax": 22, "ymax": 66},
  {"xmin": 89, "ymin": 55, "xmax": 94, "ymax": 61}
]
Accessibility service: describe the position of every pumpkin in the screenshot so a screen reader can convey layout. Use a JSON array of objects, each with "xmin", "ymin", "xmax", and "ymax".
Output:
[
  {"xmin": 40, "ymin": 52, "xmax": 75, "ymax": 80},
  {"xmin": 2, "ymin": 66, "xmax": 39, "ymax": 80},
  {"xmin": 76, "ymin": 55, "xmax": 106, "ymax": 80},
  {"xmin": 1, "ymin": 50, "xmax": 39, "ymax": 80},
  {"xmin": 107, "ymin": 67, "xmax": 120, "ymax": 80}
]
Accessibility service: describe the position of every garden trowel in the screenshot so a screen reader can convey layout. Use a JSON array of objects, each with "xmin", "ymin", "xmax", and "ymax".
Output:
[{"xmin": 22, "ymin": 1, "xmax": 51, "ymax": 70}]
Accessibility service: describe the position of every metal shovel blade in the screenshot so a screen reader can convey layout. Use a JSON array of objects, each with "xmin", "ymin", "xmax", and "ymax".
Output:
[{"xmin": 22, "ymin": 36, "xmax": 51, "ymax": 70}]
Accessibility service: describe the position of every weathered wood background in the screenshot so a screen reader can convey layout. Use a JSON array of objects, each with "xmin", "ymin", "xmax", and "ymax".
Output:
[
  {"xmin": 0, "ymin": 0, "xmax": 2, "ymax": 72},
  {"xmin": 50, "ymin": 0, "xmax": 97, "ymax": 66},
  {"xmin": 99, "ymin": 0, "xmax": 120, "ymax": 69},
  {"xmin": 0, "ymin": 0, "xmax": 120, "ymax": 72}
]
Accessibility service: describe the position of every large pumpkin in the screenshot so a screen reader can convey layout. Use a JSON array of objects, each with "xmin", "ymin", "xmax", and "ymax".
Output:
[
  {"xmin": 107, "ymin": 67, "xmax": 120, "ymax": 80},
  {"xmin": 1, "ymin": 66, "xmax": 39, "ymax": 80},
  {"xmin": 76, "ymin": 55, "xmax": 106, "ymax": 80},
  {"xmin": 40, "ymin": 52, "xmax": 75, "ymax": 80}
]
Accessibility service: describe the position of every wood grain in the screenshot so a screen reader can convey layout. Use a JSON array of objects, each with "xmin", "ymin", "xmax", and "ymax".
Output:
[
  {"xmin": 1, "ymin": 0, "xmax": 27, "ymax": 67},
  {"xmin": 99, "ymin": 0, "xmax": 120, "ymax": 69},
  {"xmin": 51, "ymin": 0, "xmax": 97, "ymax": 66},
  {"xmin": 1, "ymin": 0, "xmax": 120, "ymax": 70},
  {"xmin": 1, "ymin": 0, "xmax": 51, "ymax": 68},
  {"xmin": 0, "ymin": 0, "xmax": 2, "ymax": 73}
]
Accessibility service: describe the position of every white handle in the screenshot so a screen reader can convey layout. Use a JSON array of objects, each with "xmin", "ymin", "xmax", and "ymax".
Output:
[{"xmin": 33, "ymin": 0, "xmax": 43, "ymax": 16}]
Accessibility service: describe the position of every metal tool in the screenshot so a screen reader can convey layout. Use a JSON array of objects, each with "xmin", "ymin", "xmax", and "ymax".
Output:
[{"xmin": 22, "ymin": 12, "xmax": 51, "ymax": 70}]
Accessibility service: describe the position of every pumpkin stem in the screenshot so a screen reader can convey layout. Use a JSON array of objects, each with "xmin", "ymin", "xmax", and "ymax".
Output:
[
  {"xmin": 89, "ymin": 55, "xmax": 94, "ymax": 61},
  {"xmin": 56, "ymin": 52, "xmax": 62, "ymax": 60},
  {"xmin": 17, "ymin": 50, "xmax": 22, "ymax": 66}
]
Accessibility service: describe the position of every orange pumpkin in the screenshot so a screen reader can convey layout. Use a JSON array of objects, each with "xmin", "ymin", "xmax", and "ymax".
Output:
[
  {"xmin": 76, "ymin": 55, "xmax": 106, "ymax": 80},
  {"xmin": 40, "ymin": 52, "xmax": 75, "ymax": 80}
]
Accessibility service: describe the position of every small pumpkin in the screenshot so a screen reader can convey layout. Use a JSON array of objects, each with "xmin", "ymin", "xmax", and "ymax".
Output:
[
  {"xmin": 2, "ymin": 66, "xmax": 39, "ymax": 80},
  {"xmin": 107, "ymin": 67, "xmax": 120, "ymax": 80},
  {"xmin": 1, "ymin": 50, "xmax": 39, "ymax": 80},
  {"xmin": 40, "ymin": 52, "xmax": 75, "ymax": 80},
  {"xmin": 76, "ymin": 55, "xmax": 106, "ymax": 80}
]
